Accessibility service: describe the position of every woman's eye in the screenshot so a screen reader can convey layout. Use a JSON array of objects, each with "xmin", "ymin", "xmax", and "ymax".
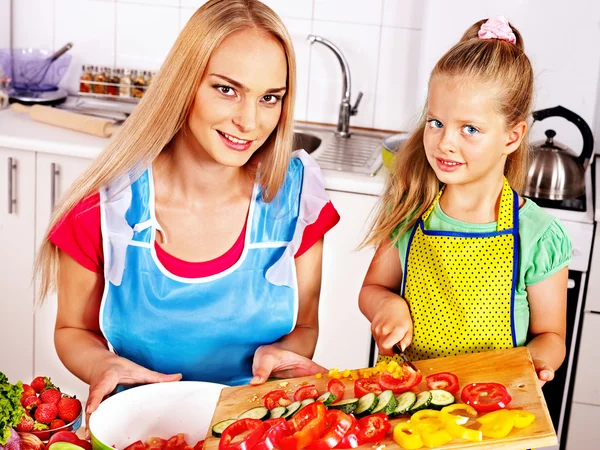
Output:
[
  {"xmin": 217, "ymin": 86, "xmax": 236, "ymax": 97},
  {"xmin": 463, "ymin": 125, "xmax": 479, "ymax": 135},
  {"xmin": 427, "ymin": 119, "xmax": 443, "ymax": 129},
  {"xmin": 262, "ymin": 94, "xmax": 281, "ymax": 105}
]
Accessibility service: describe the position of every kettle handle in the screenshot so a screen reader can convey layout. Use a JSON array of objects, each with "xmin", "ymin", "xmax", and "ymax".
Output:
[{"xmin": 532, "ymin": 105, "xmax": 594, "ymax": 171}]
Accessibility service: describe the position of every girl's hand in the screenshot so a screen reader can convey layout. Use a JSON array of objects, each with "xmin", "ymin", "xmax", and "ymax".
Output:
[
  {"xmin": 371, "ymin": 298, "xmax": 413, "ymax": 356},
  {"xmin": 533, "ymin": 358, "xmax": 555, "ymax": 387},
  {"xmin": 85, "ymin": 355, "xmax": 181, "ymax": 428},
  {"xmin": 250, "ymin": 345, "xmax": 327, "ymax": 385}
]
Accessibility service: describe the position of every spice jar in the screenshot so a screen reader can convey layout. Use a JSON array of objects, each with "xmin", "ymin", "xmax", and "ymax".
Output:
[
  {"xmin": 79, "ymin": 65, "xmax": 93, "ymax": 93},
  {"xmin": 106, "ymin": 68, "xmax": 120, "ymax": 96},
  {"xmin": 93, "ymin": 66, "xmax": 106, "ymax": 94},
  {"xmin": 120, "ymin": 69, "xmax": 132, "ymax": 97},
  {"xmin": 132, "ymin": 70, "xmax": 146, "ymax": 99}
]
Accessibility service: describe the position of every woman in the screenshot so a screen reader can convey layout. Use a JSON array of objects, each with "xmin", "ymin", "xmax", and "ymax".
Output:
[{"xmin": 35, "ymin": 0, "xmax": 339, "ymax": 419}]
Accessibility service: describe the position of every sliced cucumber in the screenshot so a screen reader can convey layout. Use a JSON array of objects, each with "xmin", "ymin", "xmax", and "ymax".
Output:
[
  {"xmin": 408, "ymin": 391, "xmax": 432, "ymax": 413},
  {"xmin": 301, "ymin": 398, "xmax": 315, "ymax": 408},
  {"xmin": 237, "ymin": 406, "xmax": 270, "ymax": 421},
  {"xmin": 354, "ymin": 392, "xmax": 378, "ymax": 417},
  {"xmin": 282, "ymin": 401, "xmax": 302, "ymax": 420},
  {"xmin": 429, "ymin": 389, "xmax": 455, "ymax": 409},
  {"xmin": 393, "ymin": 392, "xmax": 417, "ymax": 415},
  {"xmin": 371, "ymin": 390, "xmax": 397, "ymax": 415},
  {"xmin": 329, "ymin": 398, "xmax": 359, "ymax": 414},
  {"xmin": 316, "ymin": 392, "xmax": 337, "ymax": 406},
  {"xmin": 269, "ymin": 406, "xmax": 287, "ymax": 419},
  {"xmin": 212, "ymin": 419, "xmax": 236, "ymax": 437}
]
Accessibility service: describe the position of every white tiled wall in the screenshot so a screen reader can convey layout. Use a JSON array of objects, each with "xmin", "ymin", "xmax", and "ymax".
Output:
[
  {"xmin": 0, "ymin": 0, "xmax": 9, "ymax": 50},
  {"xmin": 8, "ymin": 0, "xmax": 424, "ymax": 132}
]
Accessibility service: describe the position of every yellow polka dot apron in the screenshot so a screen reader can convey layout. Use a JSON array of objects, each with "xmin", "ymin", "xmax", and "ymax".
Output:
[{"xmin": 379, "ymin": 178, "xmax": 518, "ymax": 364}]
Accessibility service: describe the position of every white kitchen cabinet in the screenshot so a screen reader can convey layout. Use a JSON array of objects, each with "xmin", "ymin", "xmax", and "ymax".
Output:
[
  {"xmin": 314, "ymin": 189, "xmax": 379, "ymax": 370},
  {"xmin": 566, "ymin": 402, "xmax": 600, "ymax": 450},
  {"xmin": 585, "ymin": 225, "xmax": 600, "ymax": 312},
  {"xmin": 572, "ymin": 312, "xmax": 600, "ymax": 405},
  {"xmin": 34, "ymin": 152, "xmax": 93, "ymax": 402},
  {"xmin": 0, "ymin": 147, "xmax": 36, "ymax": 384}
]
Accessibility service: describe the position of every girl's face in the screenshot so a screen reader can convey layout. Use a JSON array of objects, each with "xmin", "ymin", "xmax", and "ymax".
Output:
[
  {"xmin": 186, "ymin": 28, "xmax": 288, "ymax": 168},
  {"xmin": 423, "ymin": 76, "xmax": 524, "ymax": 186}
]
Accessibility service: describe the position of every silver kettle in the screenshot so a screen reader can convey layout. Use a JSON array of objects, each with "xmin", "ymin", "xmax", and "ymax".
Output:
[{"xmin": 525, "ymin": 105, "xmax": 594, "ymax": 200}]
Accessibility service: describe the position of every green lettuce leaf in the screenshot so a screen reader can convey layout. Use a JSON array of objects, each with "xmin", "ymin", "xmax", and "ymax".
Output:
[{"xmin": 0, "ymin": 372, "xmax": 26, "ymax": 446}]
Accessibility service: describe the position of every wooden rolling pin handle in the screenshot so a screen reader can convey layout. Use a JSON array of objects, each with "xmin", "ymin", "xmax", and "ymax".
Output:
[{"xmin": 11, "ymin": 103, "xmax": 116, "ymax": 138}]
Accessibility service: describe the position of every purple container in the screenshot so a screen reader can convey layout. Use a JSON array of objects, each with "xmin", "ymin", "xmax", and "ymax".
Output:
[{"xmin": 0, "ymin": 48, "xmax": 72, "ymax": 92}]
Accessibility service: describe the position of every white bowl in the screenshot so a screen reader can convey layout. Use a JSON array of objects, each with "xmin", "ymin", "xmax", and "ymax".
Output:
[{"xmin": 89, "ymin": 381, "xmax": 226, "ymax": 450}]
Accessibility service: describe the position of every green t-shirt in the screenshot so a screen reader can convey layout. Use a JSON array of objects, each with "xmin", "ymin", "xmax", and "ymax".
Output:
[{"xmin": 392, "ymin": 199, "xmax": 572, "ymax": 346}]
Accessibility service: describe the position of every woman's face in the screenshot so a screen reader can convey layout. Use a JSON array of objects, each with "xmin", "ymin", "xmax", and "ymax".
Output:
[{"xmin": 187, "ymin": 28, "xmax": 288, "ymax": 168}]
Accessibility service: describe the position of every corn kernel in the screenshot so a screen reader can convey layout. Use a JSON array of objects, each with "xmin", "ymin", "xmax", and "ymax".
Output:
[
  {"xmin": 342, "ymin": 369, "xmax": 351, "ymax": 378},
  {"xmin": 316, "ymin": 373, "xmax": 323, "ymax": 379}
]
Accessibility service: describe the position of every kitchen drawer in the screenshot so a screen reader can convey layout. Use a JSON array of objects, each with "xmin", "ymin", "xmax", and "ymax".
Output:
[
  {"xmin": 572, "ymin": 312, "xmax": 600, "ymax": 405},
  {"xmin": 566, "ymin": 402, "xmax": 600, "ymax": 450},
  {"xmin": 560, "ymin": 220, "xmax": 593, "ymax": 273}
]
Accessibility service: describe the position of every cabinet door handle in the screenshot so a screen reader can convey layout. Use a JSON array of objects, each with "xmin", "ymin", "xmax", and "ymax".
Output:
[
  {"xmin": 50, "ymin": 162, "xmax": 61, "ymax": 210},
  {"xmin": 7, "ymin": 157, "xmax": 17, "ymax": 214}
]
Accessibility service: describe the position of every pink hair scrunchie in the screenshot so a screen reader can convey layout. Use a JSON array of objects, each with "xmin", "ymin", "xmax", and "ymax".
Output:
[{"xmin": 478, "ymin": 16, "xmax": 516, "ymax": 44}]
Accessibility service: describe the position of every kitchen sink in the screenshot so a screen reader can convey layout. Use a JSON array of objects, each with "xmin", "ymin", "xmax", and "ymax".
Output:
[{"xmin": 293, "ymin": 123, "xmax": 390, "ymax": 176}]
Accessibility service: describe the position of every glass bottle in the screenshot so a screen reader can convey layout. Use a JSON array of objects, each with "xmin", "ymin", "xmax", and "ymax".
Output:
[
  {"xmin": 132, "ymin": 70, "xmax": 146, "ymax": 99},
  {"xmin": 107, "ymin": 68, "xmax": 120, "ymax": 96},
  {"xmin": 93, "ymin": 66, "xmax": 106, "ymax": 94},
  {"xmin": 119, "ymin": 69, "xmax": 132, "ymax": 98},
  {"xmin": 79, "ymin": 65, "xmax": 93, "ymax": 93}
]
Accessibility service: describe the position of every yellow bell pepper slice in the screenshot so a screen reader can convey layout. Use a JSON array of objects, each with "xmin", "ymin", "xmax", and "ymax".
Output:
[
  {"xmin": 440, "ymin": 403, "xmax": 482, "ymax": 441},
  {"xmin": 421, "ymin": 429, "xmax": 453, "ymax": 448},
  {"xmin": 411, "ymin": 410, "xmax": 443, "ymax": 423},
  {"xmin": 478, "ymin": 410, "xmax": 515, "ymax": 439},
  {"xmin": 510, "ymin": 410, "xmax": 536, "ymax": 428},
  {"xmin": 445, "ymin": 418, "xmax": 482, "ymax": 442},
  {"xmin": 393, "ymin": 422, "xmax": 424, "ymax": 449},
  {"xmin": 415, "ymin": 418, "xmax": 445, "ymax": 434},
  {"xmin": 440, "ymin": 404, "xmax": 477, "ymax": 425}
]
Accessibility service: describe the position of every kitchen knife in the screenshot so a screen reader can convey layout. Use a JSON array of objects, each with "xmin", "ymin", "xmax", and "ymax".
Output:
[{"xmin": 393, "ymin": 344, "xmax": 419, "ymax": 372}]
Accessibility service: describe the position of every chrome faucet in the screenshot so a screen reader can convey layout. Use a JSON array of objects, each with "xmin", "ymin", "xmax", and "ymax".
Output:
[{"xmin": 307, "ymin": 35, "xmax": 363, "ymax": 138}]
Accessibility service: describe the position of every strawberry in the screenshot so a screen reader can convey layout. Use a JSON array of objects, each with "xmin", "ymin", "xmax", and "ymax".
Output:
[
  {"xmin": 15, "ymin": 414, "xmax": 34, "ymax": 432},
  {"xmin": 22, "ymin": 395, "xmax": 41, "ymax": 411},
  {"xmin": 40, "ymin": 388, "xmax": 62, "ymax": 405},
  {"xmin": 34, "ymin": 402, "xmax": 58, "ymax": 424},
  {"xmin": 50, "ymin": 419, "xmax": 66, "ymax": 430},
  {"xmin": 21, "ymin": 384, "xmax": 36, "ymax": 399},
  {"xmin": 31, "ymin": 376, "xmax": 53, "ymax": 393},
  {"xmin": 57, "ymin": 397, "xmax": 82, "ymax": 423}
]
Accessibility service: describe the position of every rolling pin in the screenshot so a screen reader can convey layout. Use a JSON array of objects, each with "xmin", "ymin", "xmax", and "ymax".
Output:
[{"xmin": 11, "ymin": 103, "xmax": 119, "ymax": 138}]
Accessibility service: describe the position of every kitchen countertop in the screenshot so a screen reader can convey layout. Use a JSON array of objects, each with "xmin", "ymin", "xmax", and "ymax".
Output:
[{"xmin": 0, "ymin": 108, "xmax": 388, "ymax": 196}]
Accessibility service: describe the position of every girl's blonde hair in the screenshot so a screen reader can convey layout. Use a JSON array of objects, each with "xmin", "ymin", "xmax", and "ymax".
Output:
[
  {"xmin": 35, "ymin": 0, "xmax": 297, "ymax": 301},
  {"xmin": 364, "ymin": 18, "xmax": 533, "ymax": 248}
]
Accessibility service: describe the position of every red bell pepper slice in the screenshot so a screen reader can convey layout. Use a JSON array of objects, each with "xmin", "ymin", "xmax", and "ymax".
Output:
[
  {"xmin": 279, "ymin": 402, "xmax": 327, "ymax": 450},
  {"xmin": 426, "ymin": 372, "xmax": 460, "ymax": 395},
  {"xmin": 335, "ymin": 416, "xmax": 363, "ymax": 449},
  {"xmin": 379, "ymin": 367, "xmax": 422, "ymax": 394},
  {"xmin": 263, "ymin": 390, "xmax": 292, "ymax": 410},
  {"xmin": 353, "ymin": 378, "xmax": 382, "ymax": 398},
  {"xmin": 306, "ymin": 410, "xmax": 353, "ymax": 450},
  {"xmin": 461, "ymin": 382, "xmax": 512, "ymax": 413},
  {"xmin": 357, "ymin": 413, "xmax": 391, "ymax": 443},
  {"xmin": 218, "ymin": 418, "xmax": 265, "ymax": 450},
  {"xmin": 327, "ymin": 379, "xmax": 346, "ymax": 404},
  {"xmin": 253, "ymin": 418, "xmax": 291, "ymax": 450},
  {"xmin": 294, "ymin": 385, "xmax": 320, "ymax": 402}
]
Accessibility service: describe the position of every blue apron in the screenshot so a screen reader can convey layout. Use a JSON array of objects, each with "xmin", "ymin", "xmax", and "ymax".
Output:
[{"xmin": 98, "ymin": 152, "xmax": 322, "ymax": 386}]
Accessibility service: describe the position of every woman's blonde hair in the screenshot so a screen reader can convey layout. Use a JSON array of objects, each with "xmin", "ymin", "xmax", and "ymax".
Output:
[
  {"xmin": 35, "ymin": 0, "xmax": 297, "ymax": 301},
  {"xmin": 364, "ymin": 18, "xmax": 533, "ymax": 248}
]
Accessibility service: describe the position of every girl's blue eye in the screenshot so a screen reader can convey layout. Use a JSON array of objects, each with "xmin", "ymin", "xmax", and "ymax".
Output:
[
  {"xmin": 463, "ymin": 125, "xmax": 479, "ymax": 135},
  {"xmin": 427, "ymin": 119, "xmax": 443, "ymax": 129}
]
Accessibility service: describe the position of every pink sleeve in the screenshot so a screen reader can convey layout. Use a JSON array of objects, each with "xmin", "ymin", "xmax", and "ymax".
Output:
[
  {"xmin": 49, "ymin": 193, "xmax": 104, "ymax": 273},
  {"xmin": 294, "ymin": 201, "xmax": 340, "ymax": 258}
]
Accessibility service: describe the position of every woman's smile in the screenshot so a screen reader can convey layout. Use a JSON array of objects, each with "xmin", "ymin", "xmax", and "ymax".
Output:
[{"xmin": 216, "ymin": 130, "xmax": 254, "ymax": 151}]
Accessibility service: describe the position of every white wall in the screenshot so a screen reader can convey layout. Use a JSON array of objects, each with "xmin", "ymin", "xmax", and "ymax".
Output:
[
  {"xmin": 0, "ymin": 0, "xmax": 9, "ymax": 50},
  {"xmin": 419, "ymin": 0, "xmax": 600, "ymax": 157},
  {"xmin": 9, "ymin": 0, "xmax": 424, "ymax": 132}
]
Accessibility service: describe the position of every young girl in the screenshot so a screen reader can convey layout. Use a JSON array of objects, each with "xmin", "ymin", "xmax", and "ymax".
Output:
[
  {"xmin": 359, "ymin": 17, "xmax": 571, "ymax": 386},
  {"xmin": 35, "ymin": 0, "xmax": 339, "ymax": 420}
]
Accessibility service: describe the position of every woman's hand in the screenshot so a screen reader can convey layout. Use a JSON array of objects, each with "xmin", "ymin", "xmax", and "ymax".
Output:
[
  {"xmin": 371, "ymin": 297, "xmax": 413, "ymax": 356},
  {"xmin": 250, "ymin": 345, "xmax": 327, "ymax": 385},
  {"xmin": 86, "ymin": 355, "xmax": 181, "ymax": 427},
  {"xmin": 533, "ymin": 358, "xmax": 555, "ymax": 387}
]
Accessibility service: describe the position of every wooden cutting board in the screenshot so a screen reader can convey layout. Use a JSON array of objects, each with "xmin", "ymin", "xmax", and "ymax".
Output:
[{"xmin": 205, "ymin": 347, "xmax": 557, "ymax": 449}]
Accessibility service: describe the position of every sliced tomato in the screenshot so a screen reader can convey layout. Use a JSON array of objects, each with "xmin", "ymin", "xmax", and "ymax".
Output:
[
  {"xmin": 426, "ymin": 372, "xmax": 460, "ymax": 395},
  {"xmin": 145, "ymin": 437, "xmax": 167, "ymax": 450},
  {"xmin": 357, "ymin": 413, "xmax": 390, "ymax": 443},
  {"xmin": 124, "ymin": 441, "xmax": 146, "ymax": 450},
  {"xmin": 165, "ymin": 434, "xmax": 187, "ymax": 450},
  {"xmin": 327, "ymin": 379, "xmax": 346, "ymax": 404},
  {"xmin": 378, "ymin": 368, "xmax": 422, "ymax": 394},
  {"xmin": 335, "ymin": 416, "xmax": 363, "ymax": 449},
  {"xmin": 263, "ymin": 390, "xmax": 292, "ymax": 410},
  {"xmin": 461, "ymin": 383, "xmax": 512, "ymax": 413},
  {"xmin": 280, "ymin": 402, "xmax": 327, "ymax": 450},
  {"xmin": 192, "ymin": 441, "xmax": 205, "ymax": 450},
  {"xmin": 253, "ymin": 418, "xmax": 291, "ymax": 450},
  {"xmin": 294, "ymin": 385, "xmax": 320, "ymax": 402},
  {"xmin": 219, "ymin": 418, "xmax": 265, "ymax": 450},
  {"xmin": 306, "ymin": 410, "xmax": 353, "ymax": 450},
  {"xmin": 353, "ymin": 378, "xmax": 382, "ymax": 398}
]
